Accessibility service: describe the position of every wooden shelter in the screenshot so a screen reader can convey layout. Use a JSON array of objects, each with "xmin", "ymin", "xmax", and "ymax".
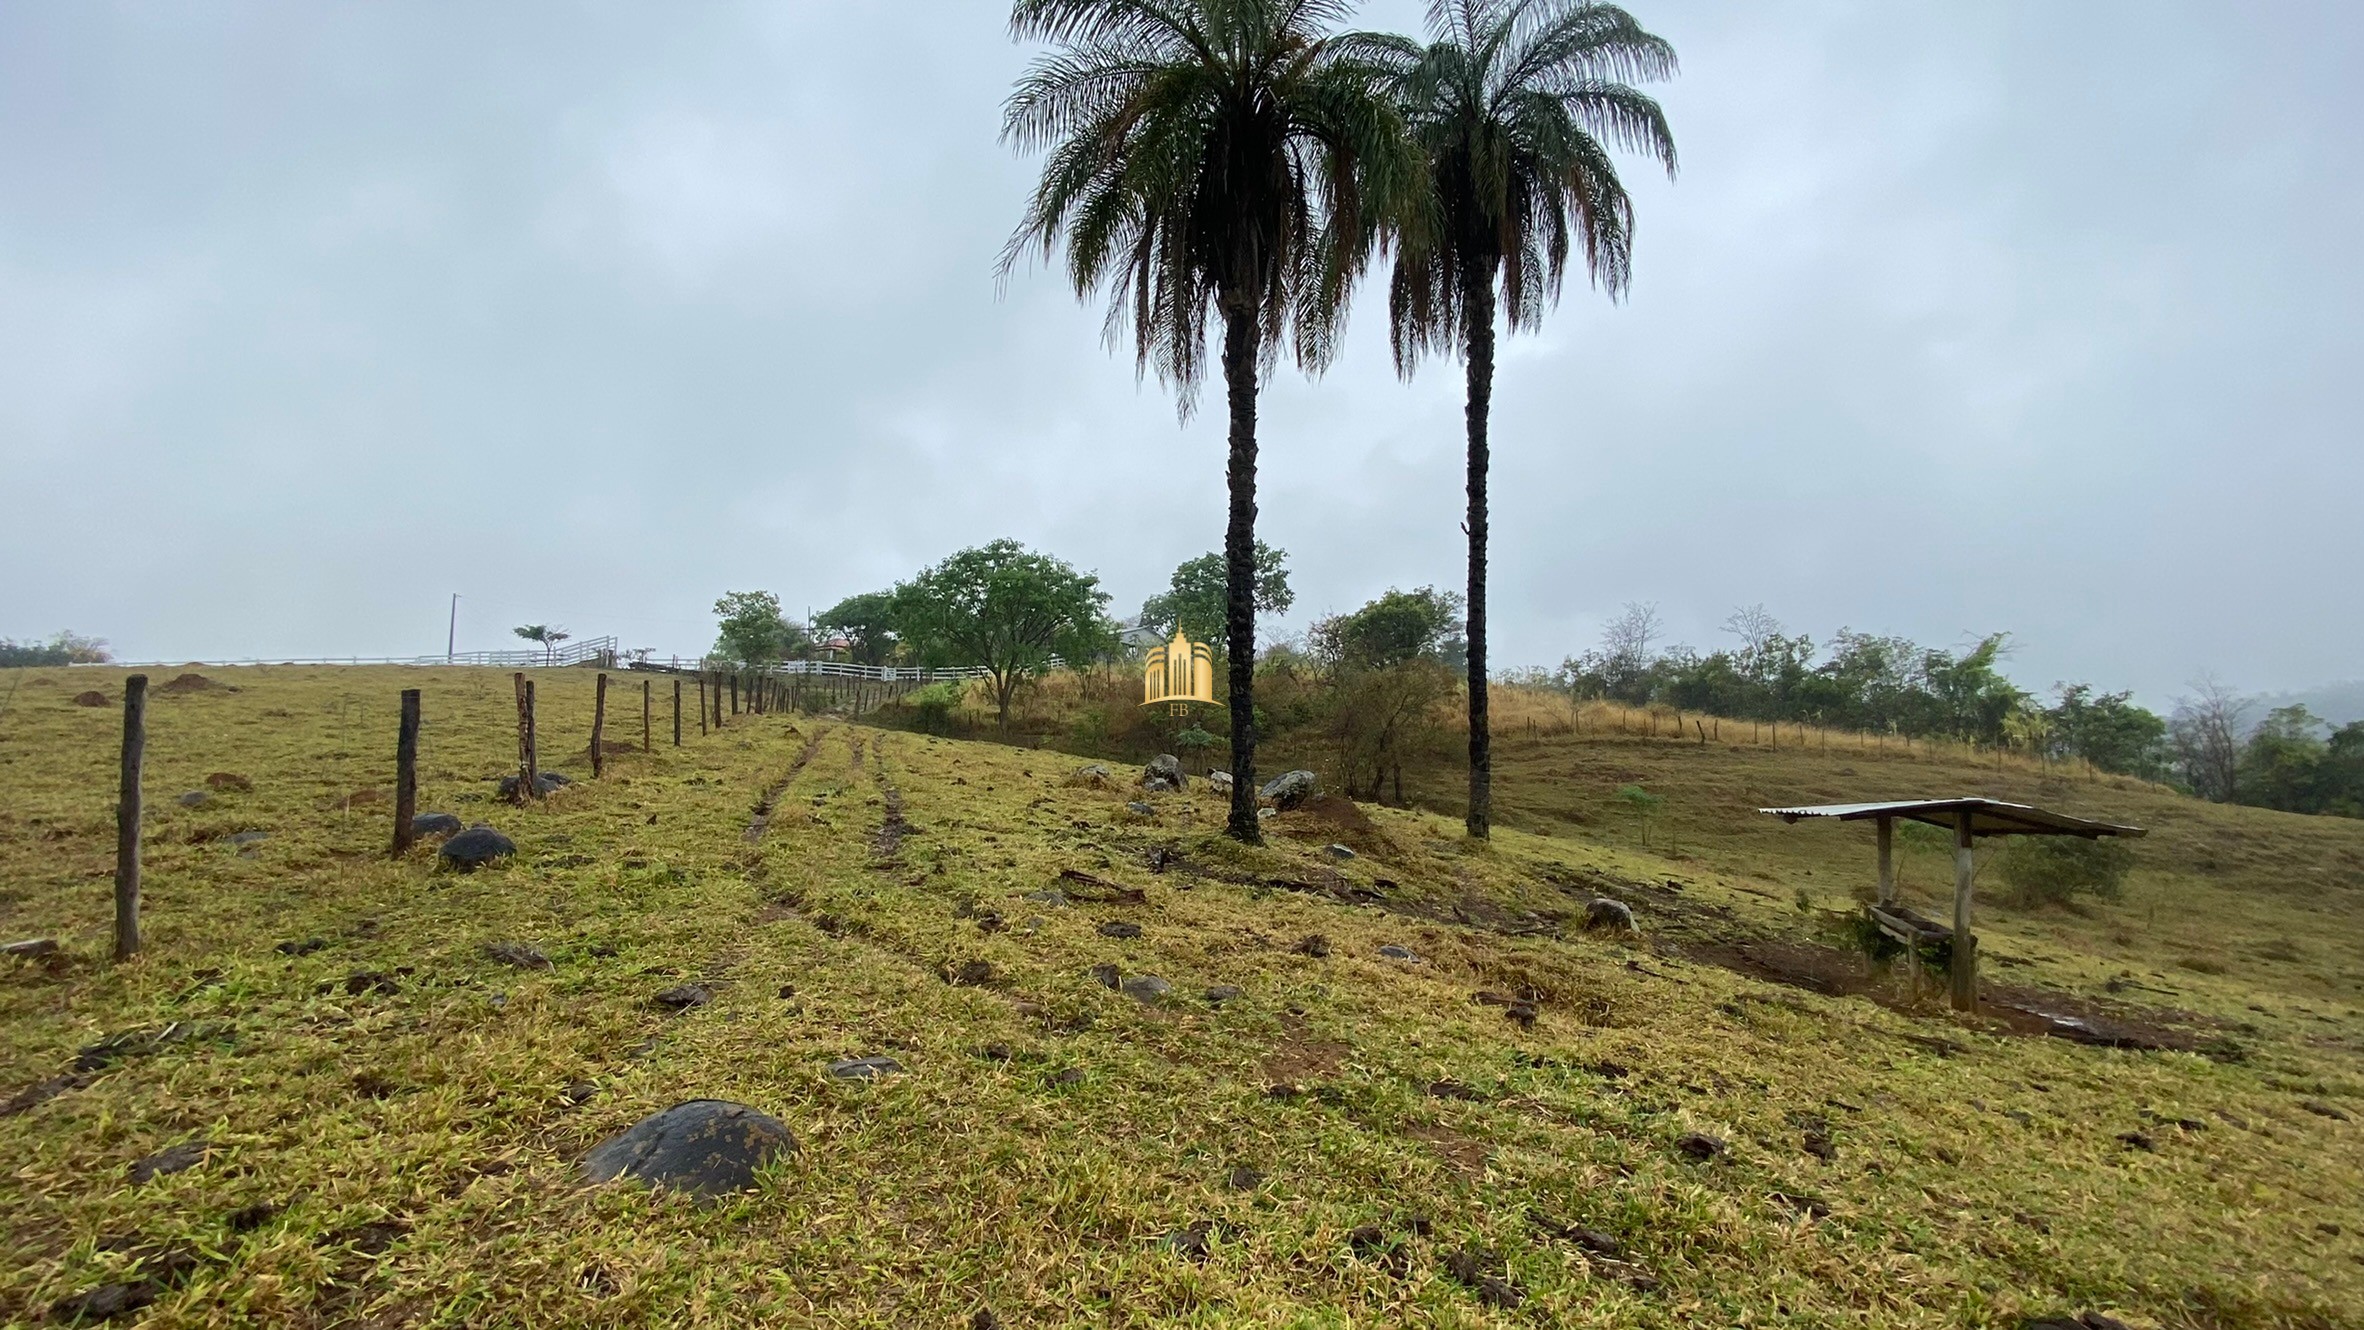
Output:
[{"xmin": 1758, "ymin": 798, "xmax": 2145, "ymax": 1011}]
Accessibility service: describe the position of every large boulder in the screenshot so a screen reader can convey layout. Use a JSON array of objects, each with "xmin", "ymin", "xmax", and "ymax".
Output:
[
  {"xmin": 580, "ymin": 1100, "xmax": 796, "ymax": 1200},
  {"xmin": 439, "ymin": 824, "xmax": 516, "ymax": 870},
  {"xmin": 1258, "ymin": 770, "xmax": 1318, "ymax": 811},
  {"xmin": 496, "ymin": 772, "xmax": 571, "ymax": 802},
  {"xmin": 1141, "ymin": 755, "xmax": 1185, "ymax": 793},
  {"xmin": 1583, "ymin": 897, "xmax": 1637, "ymax": 934},
  {"xmin": 1205, "ymin": 770, "xmax": 1234, "ymax": 794}
]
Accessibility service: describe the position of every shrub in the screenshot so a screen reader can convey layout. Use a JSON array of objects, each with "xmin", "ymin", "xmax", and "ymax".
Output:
[
  {"xmin": 906, "ymin": 681, "xmax": 967, "ymax": 735},
  {"xmin": 1997, "ymin": 837, "xmax": 2133, "ymax": 908}
]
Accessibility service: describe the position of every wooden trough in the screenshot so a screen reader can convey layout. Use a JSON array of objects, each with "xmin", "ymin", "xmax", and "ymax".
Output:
[{"xmin": 1760, "ymin": 798, "xmax": 2145, "ymax": 1012}]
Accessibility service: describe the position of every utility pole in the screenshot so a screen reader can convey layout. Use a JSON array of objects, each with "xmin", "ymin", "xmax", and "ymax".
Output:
[{"xmin": 447, "ymin": 593, "xmax": 460, "ymax": 663}]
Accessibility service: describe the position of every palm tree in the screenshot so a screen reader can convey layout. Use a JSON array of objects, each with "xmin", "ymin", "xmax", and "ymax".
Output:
[
  {"xmin": 513, "ymin": 623, "xmax": 570, "ymax": 667},
  {"xmin": 1002, "ymin": 0, "xmax": 1411, "ymax": 842},
  {"xmin": 1375, "ymin": 0, "xmax": 1676, "ymax": 838}
]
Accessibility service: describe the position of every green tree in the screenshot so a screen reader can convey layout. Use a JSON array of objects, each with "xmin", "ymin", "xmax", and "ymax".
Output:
[
  {"xmin": 1311, "ymin": 586, "xmax": 1465, "ymax": 671},
  {"xmin": 815, "ymin": 591, "xmax": 901, "ymax": 666},
  {"xmin": 891, "ymin": 539, "xmax": 1114, "ymax": 730},
  {"xmin": 1001, "ymin": 0, "xmax": 1411, "ymax": 842},
  {"xmin": 1139, "ymin": 541, "xmax": 1294, "ymax": 647},
  {"xmin": 709, "ymin": 591, "xmax": 807, "ymax": 668},
  {"xmin": 1370, "ymin": 0, "xmax": 1677, "ymax": 839},
  {"xmin": 2236, "ymin": 705, "xmax": 2329, "ymax": 814},
  {"xmin": 0, "ymin": 631, "xmax": 110, "ymax": 668},
  {"xmin": 2046, "ymin": 684, "xmax": 2167, "ymax": 777},
  {"xmin": 512, "ymin": 623, "xmax": 570, "ymax": 666}
]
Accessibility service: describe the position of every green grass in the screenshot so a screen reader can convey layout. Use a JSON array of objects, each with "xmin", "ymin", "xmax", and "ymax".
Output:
[{"xmin": 2, "ymin": 666, "xmax": 2360, "ymax": 1328}]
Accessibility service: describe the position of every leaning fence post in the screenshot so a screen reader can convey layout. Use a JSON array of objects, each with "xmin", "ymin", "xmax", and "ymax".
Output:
[
  {"xmin": 641, "ymin": 679, "xmax": 652, "ymax": 752},
  {"xmin": 590, "ymin": 672, "xmax": 609, "ymax": 777},
  {"xmin": 113, "ymin": 674, "xmax": 148, "ymax": 962},
  {"xmin": 392, "ymin": 688, "xmax": 420, "ymax": 856},
  {"xmin": 673, "ymin": 678, "xmax": 683, "ymax": 746}
]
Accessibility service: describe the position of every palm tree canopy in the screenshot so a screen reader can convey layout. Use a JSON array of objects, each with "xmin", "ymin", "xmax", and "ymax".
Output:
[
  {"xmin": 1378, "ymin": 0, "xmax": 1677, "ymax": 370},
  {"xmin": 1001, "ymin": 0, "xmax": 1415, "ymax": 411}
]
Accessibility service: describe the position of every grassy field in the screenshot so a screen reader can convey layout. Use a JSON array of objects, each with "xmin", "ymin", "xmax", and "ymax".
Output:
[{"xmin": 2, "ymin": 665, "xmax": 2360, "ymax": 1328}]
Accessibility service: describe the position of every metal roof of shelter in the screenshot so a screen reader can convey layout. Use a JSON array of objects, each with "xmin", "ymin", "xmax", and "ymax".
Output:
[{"xmin": 1757, "ymin": 798, "xmax": 2145, "ymax": 839}]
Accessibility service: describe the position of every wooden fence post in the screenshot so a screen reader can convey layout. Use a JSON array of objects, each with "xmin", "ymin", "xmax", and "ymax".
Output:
[
  {"xmin": 113, "ymin": 675, "xmax": 148, "ymax": 962},
  {"xmin": 392, "ymin": 688, "xmax": 420, "ymax": 856},
  {"xmin": 673, "ymin": 679, "xmax": 683, "ymax": 746},
  {"xmin": 729, "ymin": 674, "xmax": 738, "ymax": 716},
  {"xmin": 514, "ymin": 673, "xmax": 539, "ymax": 799},
  {"xmin": 591, "ymin": 672, "xmax": 609, "ymax": 777},
  {"xmin": 642, "ymin": 679, "xmax": 652, "ymax": 752},
  {"xmin": 697, "ymin": 678, "xmax": 708, "ymax": 735}
]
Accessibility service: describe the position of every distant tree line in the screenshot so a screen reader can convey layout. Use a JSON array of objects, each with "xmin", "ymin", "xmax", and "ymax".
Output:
[{"xmin": 0, "ymin": 632, "xmax": 111, "ymax": 668}]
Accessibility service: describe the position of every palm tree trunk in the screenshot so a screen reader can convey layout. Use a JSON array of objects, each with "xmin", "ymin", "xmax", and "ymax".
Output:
[
  {"xmin": 1221, "ymin": 304, "xmax": 1262, "ymax": 843},
  {"xmin": 1463, "ymin": 269, "xmax": 1497, "ymax": 839}
]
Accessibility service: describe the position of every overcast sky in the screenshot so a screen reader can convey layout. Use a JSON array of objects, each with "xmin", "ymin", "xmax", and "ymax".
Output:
[{"xmin": 3, "ymin": 2, "xmax": 2357, "ymax": 705}]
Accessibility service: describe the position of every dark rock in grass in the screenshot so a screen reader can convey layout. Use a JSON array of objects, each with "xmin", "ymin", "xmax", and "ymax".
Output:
[
  {"xmin": 1069, "ymin": 763, "xmax": 1115, "ymax": 788},
  {"xmin": 1141, "ymin": 754, "xmax": 1185, "ymax": 793},
  {"xmin": 1325, "ymin": 842, "xmax": 1356, "ymax": 859},
  {"xmin": 2023, "ymin": 1315, "xmax": 2133, "ymax": 1330},
  {"xmin": 2301, "ymin": 1100, "xmax": 2350, "ymax": 1121},
  {"xmin": 226, "ymin": 831, "xmax": 268, "ymax": 848},
  {"xmin": 1022, "ymin": 888, "xmax": 1069, "ymax": 908},
  {"xmin": 343, "ymin": 970, "xmax": 400, "ymax": 997},
  {"xmin": 410, "ymin": 812, "xmax": 463, "ymax": 839},
  {"xmin": 580, "ymin": 1099, "xmax": 796, "ymax": 1200},
  {"xmin": 1090, "ymin": 963, "xmax": 1121, "ymax": 990},
  {"xmin": 226, "ymin": 1202, "xmax": 278, "ymax": 1234},
  {"xmin": 1225, "ymin": 1165, "xmax": 1263, "ymax": 1191},
  {"xmin": 563, "ymin": 1081, "xmax": 598, "ymax": 1105},
  {"xmin": 1161, "ymin": 1219, "xmax": 1215, "ymax": 1261},
  {"xmin": 946, "ymin": 959, "xmax": 996, "ymax": 987},
  {"xmin": 49, "ymin": 1280, "xmax": 162, "ymax": 1323},
  {"xmin": 1292, "ymin": 933, "xmax": 1330, "ymax": 959},
  {"xmin": 1047, "ymin": 1067, "xmax": 1085, "ymax": 1087},
  {"xmin": 1378, "ymin": 944, "xmax": 1418, "ymax": 961},
  {"xmin": 1428, "ymin": 1079, "xmax": 1484, "ymax": 1102},
  {"xmin": 1503, "ymin": 1001, "xmax": 1538, "ymax": 1030},
  {"xmin": 1803, "ymin": 1128, "xmax": 1837, "ymax": 1161},
  {"xmin": 970, "ymin": 1310, "xmax": 1001, "ymax": 1330},
  {"xmin": 176, "ymin": 790, "xmax": 211, "ymax": 809},
  {"xmin": 439, "ymin": 824, "xmax": 516, "ymax": 870},
  {"xmin": 275, "ymin": 937, "xmax": 326, "ymax": 957},
  {"xmin": 1096, "ymin": 920, "xmax": 1142, "ymax": 940},
  {"xmin": 485, "ymin": 941, "xmax": 552, "ymax": 970},
  {"xmin": 1531, "ymin": 1211, "xmax": 1622, "ymax": 1256},
  {"xmin": 1204, "ymin": 984, "xmax": 1245, "ymax": 1005},
  {"xmin": 1119, "ymin": 974, "xmax": 1172, "ymax": 1003},
  {"xmin": 1584, "ymin": 897, "xmax": 1638, "ymax": 933},
  {"xmin": 0, "ymin": 1072, "xmax": 91, "ymax": 1118},
  {"xmin": 651, "ymin": 983, "xmax": 711, "ymax": 1012},
  {"xmin": 2117, "ymin": 1130, "xmax": 2157, "ymax": 1152},
  {"xmin": 71, "ymin": 690, "xmax": 109, "ymax": 707},
  {"xmin": 828, "ymin": 1055, "xmax": 903, "ymax": 1080},
  {"xmin": 1444, "ymin": 1247, "xmax": 1523, "ymax": 1308},
  {"xmin": 1675, "ymin": 1132, "xmax": 1726, "ymax": 1162},
  {"xmin": 1124, "ymin": 801, "xmax": 1155, "ymax": 817},
  {"xmin": 1259, "ymin": 769, "xmax": 1317, "ymax": 810},
  {"xmin": 3, "ymin": 938, "xmax": 60, "ymax": 960},
  {"xmin": 496, "ymin": 772, "xmax": 572, "ymax": 802},
  {"xmin": 129, "ymin": 1139, "xmax": 214, "ymax": 1184}
]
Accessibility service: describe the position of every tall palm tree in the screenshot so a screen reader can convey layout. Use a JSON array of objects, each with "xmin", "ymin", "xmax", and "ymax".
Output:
[
  {"xmin": 1376, "ymin": 0, "xmax": 1676, "ymax": 838},
  {"xmin": 1002, "ymin": 0, "xmax": 1410, "ymax": 842}
]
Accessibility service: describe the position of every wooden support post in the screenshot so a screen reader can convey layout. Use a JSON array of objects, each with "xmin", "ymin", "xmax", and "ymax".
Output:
[
  {"xmin": 392, "ymin": 688, "xmax": 420, "ymax": 856},
  {"xmin": 113, "ymin": 675, "xmax": 148, "ymax": 962},
  {"xmin": 642, "ymin": 679, "xmax": 651, "ymax": 752},
  {"xmin": 514, "ymin": 673, "xmax": 539, "ymax": 799},
  {"xmin": 1875, "ymin": 815, "xmax": 1894, "ymax": 905},
  {"xmin": 590, "ymin": 672, "xmax": 609, "ymax": 777},
  {"xmin": 697, "ymin": 678, "xmax": 708, "ymax": 735},
  {"xmin": 1950, "ymin": 810, "xmax": 1977, "ymax": 1011},
  {"xmin": 672, "ymin": 679, "xmax": 682, "ymax": 746},
  {"xmin": 730, "ymin": 674, "xmax": 738, "ymax": 716}
]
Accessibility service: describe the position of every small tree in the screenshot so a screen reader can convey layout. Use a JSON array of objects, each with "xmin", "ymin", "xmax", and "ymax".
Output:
[
  {"xmin": 1139, "ymin": 542, "xmax": 1294, "ymax": 647},
  {"xmin": 710, "ymin": 591, "xmax": 808, "ymax": 668},
  {"xmin": 1614, "ymin": 783, "xmax": 1664, "ymax": 848},
  {"xmin": 513, "ymin": 624, "xmax": 570, "ymax": 666},
  {"xmin": 815, "ymin": 591, "xmax": 901, "ymax": 666},
  {"xmin": 891, "ymin": 540, "xmax": 1112, "ymax": 730}
]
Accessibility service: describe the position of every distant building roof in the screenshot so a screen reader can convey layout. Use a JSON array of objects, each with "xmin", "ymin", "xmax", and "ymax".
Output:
[{"xmin": 1758, "ymin": 797, "xmax": 2144, "ymax": 839}]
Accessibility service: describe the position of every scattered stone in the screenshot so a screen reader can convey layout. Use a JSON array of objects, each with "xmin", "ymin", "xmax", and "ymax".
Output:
[
  {"xmin": 651, "ymin": 983, "xmax": 711, "ymax": 1012},
  {"xmin": 1124, "ymin": 801, "xmax": 1155, "ymax": 817},
  {"xmin": 1206, "ymin": 770, "xmax": 1234, "ymax": 793},
  {"xmin": 947, "ymin": 959, "xmax": 996, "ymax": 987},
  {"xmin": 2022, "ymin": 1314, "xmax": 2134, "ymax": 1330},
  {"xmin": 1675, "ymin": 1132, "xmax": 1726, "ymax": 1162},
  {"xmin": 226, "ymin": 1202, "xmax": 278, "ymax": 1233},
  {"xmin": 204, "ymin": 773, "xmax": 253, "ymax": 794},
  {"xmin": 563, "ymin": 1081, "xmax": 598, "ymax": 1105},
  {"xmin": 409, "ymin": 812, "xmax": 463, "ymax": 840},
  {"xmin": 1428, "ymin": 1079, "xmax": 1484, "ymax": 1101},
  {"xmin": 1531, "ymin": 1212, "xmax": 1622, "ymax": 1256},
  {"xmin": 1583, "ymin": 897, "xmax": 1637, "ymax": 933},
  {"xmin": 485, "ymin": 941, "xmax": 552, "ymax": 970},
  {"xmin": 1444, "ymin": 1247, "xmax": 1523, "ymax": 1309},
  {"xmin": 1324, "ymin": 842, "xmax": 1356, "ymax": 859},
  {"xmin": 1803, "ymin": 1128, "xmax": 1837, "ymax": 1161},
  {"xmin": 2301, "ymin": 1100, "xmax": 2350, "ymax": 1122},
  {"xmin": 1377, "ymin": 944, "xmax": 1419, "ymax": 961},
  {"xmin": 226, "ymin": 831, "xmax": 268, "ymax": 848},
  {"xmin": 1292, "ymin": 934, "xmax": 1331, "ymax": 959},
  {"xmin": 1161, "ymin": 1219, "xmax": 1215, "ymax": 1261},
  {"xmin": 1068, "ymin": 763, "xmax": 1115, "ymax": 788},
  {"xmin": 71, "ymin": 690, "xmax": 109, "ymax": 707},
  {"xmin": 129, "ymin": 1138, "xmax": 215, "ymax": 1184},
  {"xmin": 1023, "ymin": 888, "xmax": 1069, "ymax": 908},
  {"xmin": 343, "ymin": 970, "xmax": 400, "ymax": 996},
  {"xmin": 496, "ymin": 772, "xmax": 572, "ymax": 802},
  {"xmin": 2117, "ymin": 1130, "xmax": 2157, "ymax": 1152},
  {"xmin": 1503, "ymin": 1001, "xmax": 1538, "ymax": 1029},
  {"xmin": 971, "ymin": 1310, "xmax": 1000, "ymax": 1330},
  {"xmin": 1225, "ymin": 1165, "xmax": 1263, "ymax": 1191},
  {"xmin": 1204, "ymin": 984, "xmax": 1245, "ymax": 1004},
  {"xmin": 1120, "ymin": 974, "xmax": 1172, "ymax": 1003},
  {"xmin": 580, "ymin": 1100, "xmax": 796, "ymax": 1200},
  {"xmin": 176, "ymin": 790, "xmax": 211, "ymax": 809},
  {"xmin": 48, "ymin": 1280, "xmax": 162, "ymax": 1323},
  {"xmin": 275, "ymin": 937, "xmax": 326, "ymax": 957},
  {"xmin": 828, "ymin": 1055, "xmax": 903, "ymax": 1080},
  {"xmin": 1259, "ymin": 769, "xmax": 1317, "ymax": 810},
  {"xmin": 1097, "ymin": 921, "xmax": 1143, "ymax": 939},
  {"xmin": 1141, "ymin": 754, "xmax": 1185, "ymax": 793},
  {"xmin": 1047, "ymin": 1067, "xmax": 1085, "ymax": 1087},
  {"xmin": 3, "ymin": 938, "xmax": 60, "ymax": 960},
  {"xmin": 439, "ymin": 824, "xmax": 517, "ymax": 870},
  {"xmin": 1090, "ymin": 963, "xmax": 1121, "ymax": 989}
]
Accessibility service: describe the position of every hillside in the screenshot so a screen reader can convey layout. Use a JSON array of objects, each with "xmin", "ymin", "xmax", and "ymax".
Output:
[{"xmin": 2, "ymin": 666, "xmax": 2360, "ymax": 1328}]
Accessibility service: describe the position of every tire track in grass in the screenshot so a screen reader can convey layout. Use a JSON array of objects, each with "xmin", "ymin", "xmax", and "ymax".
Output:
[{"xmin": 745, "ymin": 725, "xmax": 831, "ymax": 845}]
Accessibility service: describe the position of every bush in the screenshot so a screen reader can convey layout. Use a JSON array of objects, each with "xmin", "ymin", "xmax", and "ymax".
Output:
[
  {"xmin": 906, "ymin": 681, "xmax": 967, "ymax": 735},
  {"xmin": 1997, "ymin": 837, "xmax": 2134, "ymax": 908}
]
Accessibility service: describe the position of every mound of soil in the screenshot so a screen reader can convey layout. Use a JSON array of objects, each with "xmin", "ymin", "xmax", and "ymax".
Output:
[
  {"xmin": 71, "ymin": 691, "xmax": 108, "ymax": 707},
  {"xmin": 155, "ymin": 674, "xmax": 229, "ymax": 696},
  {"xmin": 1274, "ymin": 793, "xmax": 1392, "ymax": 859}
]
